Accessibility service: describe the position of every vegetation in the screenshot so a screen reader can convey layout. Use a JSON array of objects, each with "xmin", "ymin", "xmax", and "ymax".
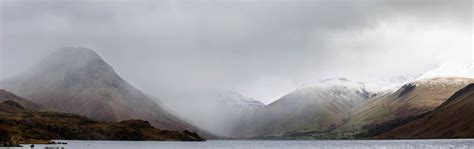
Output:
[{"xmin": 354, "ymin": 113, "xmax": 425, "ymax": 139}]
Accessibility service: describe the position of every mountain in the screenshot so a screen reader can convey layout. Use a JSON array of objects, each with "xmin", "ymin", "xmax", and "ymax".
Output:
[
  {"xmin": 0, "ymin": 90, "xmax": 204, "ymax": 145},
  {"xmin": 0, "ymin": 47, "xmax": 204, "ymax": 134},
  {"xmin": 336, "ymin": 66, "xmax": 474, "ymax": 138},
  {"xmin": 236, "ymin": 66, "xmax": 474, "ymax": 139},
  {"xmin": 236, "ymin": 78, "xmax": 370, "ymax": 138},
  {"xmin": 377, "ymin": 83, "xmax": 474, "ymax": 138}
]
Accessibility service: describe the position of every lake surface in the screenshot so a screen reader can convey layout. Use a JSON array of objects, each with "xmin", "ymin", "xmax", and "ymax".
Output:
[{"xmin": 17, "ymin": 139, "xmax": 474, "ymax": 149}]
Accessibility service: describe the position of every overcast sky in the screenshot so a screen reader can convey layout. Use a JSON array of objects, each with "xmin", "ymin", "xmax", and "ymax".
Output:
[{"xmin": 1, "ymin": 0, "xmax": 472, "ymax": 104}]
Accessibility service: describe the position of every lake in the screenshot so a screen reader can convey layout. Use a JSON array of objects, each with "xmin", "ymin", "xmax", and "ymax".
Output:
[{"xmin": 17, "ymin": 139, "xmax": 474, "ymax": 149}]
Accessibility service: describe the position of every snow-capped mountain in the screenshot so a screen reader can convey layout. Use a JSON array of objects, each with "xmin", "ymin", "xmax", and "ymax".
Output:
[
  {"xmin": 415, "ymin": 64, "xmax": 474, "ymax": 80},
  {"xmin": 236, "ymin": 78, "xmax": 371, "ymax": 138},
  {"xmin": 217, "ymin": 91, "xmax": 265, "ymax": 113}
]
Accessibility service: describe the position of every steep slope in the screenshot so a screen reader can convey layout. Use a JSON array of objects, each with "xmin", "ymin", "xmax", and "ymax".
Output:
[
  {"xmin": 377, "ymin": 83, "xmax": 474, "ymax": 138},
  {"xmin": 237, "ymin": 78, "xmax": 370, "ymax": 138},
  {"xmin": 0, "ymin": 47, "xmax": 202, "ymax": 133}
]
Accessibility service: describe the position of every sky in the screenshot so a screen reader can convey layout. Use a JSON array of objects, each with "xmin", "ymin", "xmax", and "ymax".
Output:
[{"xmin": 0, "ymin": 0, "xmax": 472, "ymax": 105}]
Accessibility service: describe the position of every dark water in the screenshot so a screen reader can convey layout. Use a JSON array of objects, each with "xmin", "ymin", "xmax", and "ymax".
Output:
[{"xmin": 18, "ymin": 139, "xmax": 474, "ymax": 149}]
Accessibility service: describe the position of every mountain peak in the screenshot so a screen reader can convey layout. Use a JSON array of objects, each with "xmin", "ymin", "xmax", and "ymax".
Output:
[
  {"xmin": 5, "ymin": 47, "xmax": 122, "ymax": 97},
  {"xmin": 290, "ymin": 77, "xmax": 370, "ymax": 100},
  {"xmin": 321, "ymin": 77, "xmax": 350, "ymax": 82},
  {"xmin": 56, "ymin": 46, "xmax": 99, "ymax": 56},
  {"xmin": 1, "ymin": 47, "xmax": 207, "ymax": 133},
  {"xmin": 49, "ymin": 47, "xmax": 101, "ymax": 62}
]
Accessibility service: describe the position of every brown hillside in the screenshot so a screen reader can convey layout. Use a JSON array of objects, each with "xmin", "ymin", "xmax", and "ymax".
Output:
[{"xmin": 343, "ymin": 78, "xmax": 474, "ymax": 130}]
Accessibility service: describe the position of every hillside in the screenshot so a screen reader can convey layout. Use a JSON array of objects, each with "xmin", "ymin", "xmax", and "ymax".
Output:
[
  {"xmin": 0, "ymin": 89, "xmax": 43, "ymax": 111},
  {"xmin": 0, "ymin": 91, "xmax": 204, "ymax": 145},
  {"xmin": 376, "ymin": 83, "xmax": 474, "ymax": 139}
]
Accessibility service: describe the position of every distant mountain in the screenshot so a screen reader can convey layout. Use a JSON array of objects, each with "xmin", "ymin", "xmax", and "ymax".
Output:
[
  {"xmin": 237, "ymin": 78, "xmax": 370, "ymax": 138},
  {"xmin": 0, "ymin": 90, "xmax": 204, "ymax": 145},
  {"xmin": 377, "ymin": 83, "xmax": 474, "ymax": 139},
  {"xmin": 217, "ymin": 91, "xmax": 265, "ymax": 115},
  {"xmin": 0, "ymin": 47, "xmax": 206, "ymax": 134}
]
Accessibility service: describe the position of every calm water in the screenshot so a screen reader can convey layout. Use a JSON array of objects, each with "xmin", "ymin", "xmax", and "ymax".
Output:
[{"xmin": 16, "ymin": 139, "xmax": 474, "ymax": 149}]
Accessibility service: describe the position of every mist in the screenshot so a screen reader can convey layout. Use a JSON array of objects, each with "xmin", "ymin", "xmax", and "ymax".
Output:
[{"xmin": 1, "ymin": 0, "xmax": 472, "ymax": 136}]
